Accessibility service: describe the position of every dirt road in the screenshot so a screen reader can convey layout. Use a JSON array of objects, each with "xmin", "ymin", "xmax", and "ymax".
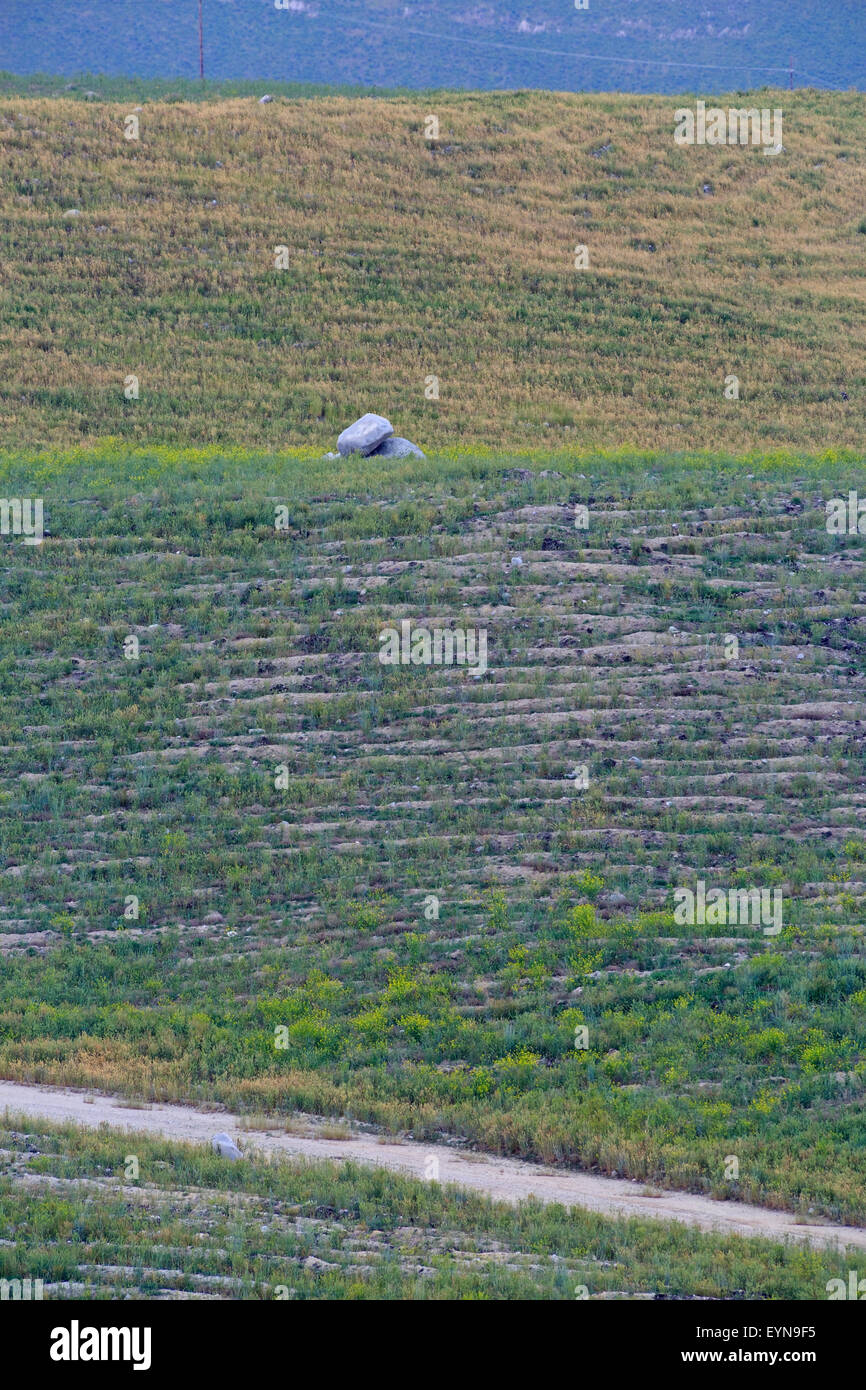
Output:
[{"xmin": 2, "ymin": 1078, "xmax": 864, "ymax": 1251}]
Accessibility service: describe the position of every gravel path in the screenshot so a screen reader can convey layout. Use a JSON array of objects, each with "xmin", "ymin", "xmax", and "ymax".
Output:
[{"xmin": 3, "ymin": 1078, "xmax": 864, "ymax": 1251}]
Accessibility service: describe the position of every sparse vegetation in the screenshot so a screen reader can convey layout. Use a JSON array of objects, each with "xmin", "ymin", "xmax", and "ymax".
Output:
[
  {"xmin": 0, "ymin": 1116, "xmax": 853, "ymax": 1300},
  {"xmin": 1, "ymin": 80, "xmax": 865, "ymax": 1301},
  {"xmin": 0, "ymin": 444, "xmax": 864, "ymax": 1229}
]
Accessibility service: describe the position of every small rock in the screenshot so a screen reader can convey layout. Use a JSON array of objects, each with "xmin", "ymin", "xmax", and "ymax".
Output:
[
  {"xmin": 337, "ymin": 413, "xmax": 393, "ymax": 457},
  {"xmin": 510, "ymin": 555, "xmax": 523, "ymax": 568},
  {"xmin": 304, "ymin": 1256, "xmax": 340, "ymax": 1272},
  {"xmin": 259, "ymin": 94, "xmax": 274, "ymax": 104},
  {"xmin": 211, "ymin": 1132, "xmax": 242, "ymax": 1160},
  {"xmin": 369, "ymin": 436, "xmax": 425, "ymax": 459}
]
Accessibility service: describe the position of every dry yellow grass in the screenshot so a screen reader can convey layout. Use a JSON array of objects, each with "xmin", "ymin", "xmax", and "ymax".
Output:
[{"xmin": 1, "ymin": 88, "xmax": 863, "ymax": 450}]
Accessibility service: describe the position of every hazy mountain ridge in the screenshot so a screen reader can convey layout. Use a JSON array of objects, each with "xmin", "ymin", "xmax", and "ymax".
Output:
[{"xmin": 2, "ymin": 0, "xmax": 862, "ymax": 91}]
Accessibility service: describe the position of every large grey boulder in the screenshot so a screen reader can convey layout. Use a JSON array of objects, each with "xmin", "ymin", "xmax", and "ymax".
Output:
[
  {"xmin": 337, "ymin": 413, "xmax": 393, "ymax": 457},
  {"xmin": 211, "ymin": 1131, "xmax": 243, "ymax": 1160},
  {"xmin": 370, "ymin": 436, "xmax": 425, "ymax": 459}
]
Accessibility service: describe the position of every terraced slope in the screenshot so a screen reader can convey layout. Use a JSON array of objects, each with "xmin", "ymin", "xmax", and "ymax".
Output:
[
  {"xmin": 6, "ymin": 1080, "xmax": 866, "ymax": 1252},
  {"xmin": 0, "ymin": 446, "xmax": 865, "ymax": 1225},
  {"xmin": 2, "ymin": 1114, "xmax": 849, "ymax": 1301}
]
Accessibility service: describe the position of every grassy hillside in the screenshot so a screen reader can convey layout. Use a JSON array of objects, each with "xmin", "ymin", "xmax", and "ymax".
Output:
[
  {"xmin": 1, "ymin": 444, "xmax": 864, "ymax": 1228},
  {"xmin": 2, "ymin": 1116, "xmax": 848, "ymax": 1300},
  {"xmin": 2, "ymin": 88, "xmax": 864, "ymax": 452},
  {"xmin": 2, "ymin": 81, "xmax": 865, "ymax": 1299}
]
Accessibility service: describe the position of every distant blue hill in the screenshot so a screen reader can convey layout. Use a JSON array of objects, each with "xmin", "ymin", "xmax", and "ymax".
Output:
[{"xmin": 1, "ymin": 0, "xmax": 863, "ymax": 93}]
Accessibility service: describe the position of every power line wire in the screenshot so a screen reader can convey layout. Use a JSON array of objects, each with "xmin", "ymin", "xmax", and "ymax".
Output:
[{"xmin": 319, "ymin": 14, "xmax": 847, "ymax": 88}]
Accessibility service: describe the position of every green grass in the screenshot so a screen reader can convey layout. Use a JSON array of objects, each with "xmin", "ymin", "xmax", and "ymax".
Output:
[
  {"xmin": 0, "ymin": 444, "xmax": 864, "ymax": 1231},
  {"xmin": 3, "ymin": 77, "xmax": 865, "ymax": 1303},
  {"xmin": 0, "ymin": 71, "xmax": 421, "ymax": 103},
  {"xmin": 0, "ymin": 1115, "xmax": 854, "ymax": 1300}
]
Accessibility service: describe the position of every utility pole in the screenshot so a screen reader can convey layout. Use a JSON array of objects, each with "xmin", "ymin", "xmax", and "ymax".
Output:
[{"xmin": 199, "ymin": 0, "xmax": 205, "ymax": 81}]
